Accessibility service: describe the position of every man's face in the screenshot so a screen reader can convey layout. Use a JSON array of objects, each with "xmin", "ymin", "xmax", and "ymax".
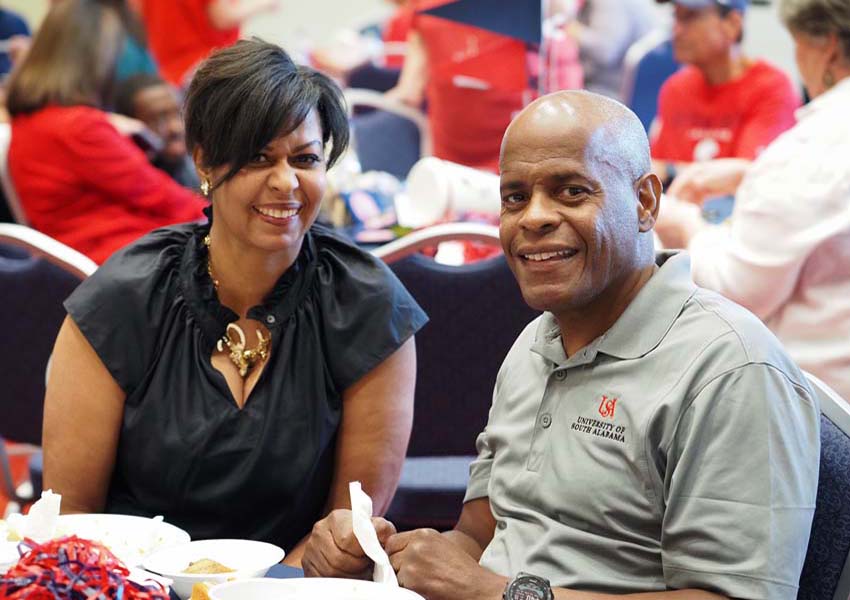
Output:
[
  {"xmin": 499, "ymin": 113, "xmax": 643, "ymax": 317},
  {"xmin": 671, "ymin": 4, "xmax": 737, "ymax": 66},
  {"xmin": 133, "ymin": 83, "xmax": 186, "ymax": 164}
]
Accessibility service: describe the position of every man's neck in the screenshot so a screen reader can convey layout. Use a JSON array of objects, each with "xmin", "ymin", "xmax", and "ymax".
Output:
[
  {"xmin": 554, "ymin": 263, "xmax": 658, "ymax": 358},
  {"xmin": 698, "ymin": 50, "xmax": 750, "ymax": 86},
  {"xmin": 207, "ymin": 226, "xmax": 298, "ymax": 318}
]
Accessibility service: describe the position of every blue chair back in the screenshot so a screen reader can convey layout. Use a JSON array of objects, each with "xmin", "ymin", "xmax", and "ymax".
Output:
[
  {"xmin": 388, "ymin": 253, "xmax": 538, "ymax": 458},
  {"xmin": 0, "ymin": 243, "xmax": 84, "ymax": 445},
  {"xmin": 621, "ymin": 30, "xmax": 681, "ymax": 132},
  {"xmin": 352, "ymin": 109, "xmax": 422, "ymax": 180},
  {"xmin": 797, "ymin": 374, "xmax": 850, "ymax": 600}
]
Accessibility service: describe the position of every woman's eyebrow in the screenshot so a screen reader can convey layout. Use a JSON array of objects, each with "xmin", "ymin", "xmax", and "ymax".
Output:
[{"xmin": 292, "ymin": 140, "xmax": 323, "ymax": 152}]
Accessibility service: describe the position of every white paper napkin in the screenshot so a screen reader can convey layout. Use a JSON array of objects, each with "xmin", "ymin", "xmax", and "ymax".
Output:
[
  {"xmin": 349, "ymin": 481, "xmax": 398, "ymax": 586},
  {"xmin": 6, "ymin": 489, "xmax": 61, "ymax": 543}
]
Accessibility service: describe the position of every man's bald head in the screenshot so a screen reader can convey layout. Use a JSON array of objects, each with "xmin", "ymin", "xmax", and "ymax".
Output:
[
  {"xmin": 501, "ymin": 90, "xmax": 651, "ymax": 184},
  {"xmin": 497, "ymin": 90, "xmax": 662, "ymax": 322}
]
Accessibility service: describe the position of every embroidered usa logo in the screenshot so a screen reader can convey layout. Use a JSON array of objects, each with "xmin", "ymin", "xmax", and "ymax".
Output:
[{"xmin": 598, "ymin": 395, "xmax": 618, "ymax": 419}]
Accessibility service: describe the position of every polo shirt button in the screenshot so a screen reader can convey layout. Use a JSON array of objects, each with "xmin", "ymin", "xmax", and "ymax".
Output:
[
  {"xmin": 497, "ymin": 521, "xmax": 507, "ymax": 530},
  {"xmin": 554, "ymin": 370, "xmax": 567, "ymax": 381},
  {"xmin": 266, "ymin": 315, "xmax": 276, "ymax": 324},
  {"xmin": 540, "ymin": 413, "xmax": 552, "ymax": 428}
]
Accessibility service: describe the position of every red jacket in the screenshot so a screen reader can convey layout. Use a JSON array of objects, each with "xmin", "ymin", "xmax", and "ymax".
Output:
[{"xmin": 9, "ymin": 105, "xmax": 205, "ymax": 264}]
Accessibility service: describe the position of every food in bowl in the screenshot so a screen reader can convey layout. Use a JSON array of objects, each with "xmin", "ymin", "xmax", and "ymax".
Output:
[
  {"xmin": 143, "ymin": 539, "xmax": 285, "ymax": 600},
  {"xmin": 183, "ymin": 558, "xmax": 235, "ymax": 574}
]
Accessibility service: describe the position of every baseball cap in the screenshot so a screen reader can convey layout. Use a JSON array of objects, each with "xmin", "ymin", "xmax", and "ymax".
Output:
[{"xmin": 657, "ymin": 0, "xmax": 748, "ymax": 12}]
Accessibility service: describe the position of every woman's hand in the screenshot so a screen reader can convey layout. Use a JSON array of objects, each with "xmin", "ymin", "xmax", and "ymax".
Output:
[
  {"xmin": 302, "ymin": 509, "xmax": 396, "ymax": 578},
  {"xmin": 668, "ymin": 158, "xmax": 751, "ymax": 205}
]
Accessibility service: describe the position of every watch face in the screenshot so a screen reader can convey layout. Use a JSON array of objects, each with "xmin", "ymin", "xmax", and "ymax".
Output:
[{"xmin": 507, "ymin": 576, "xmax": 550, "ymax": 600}]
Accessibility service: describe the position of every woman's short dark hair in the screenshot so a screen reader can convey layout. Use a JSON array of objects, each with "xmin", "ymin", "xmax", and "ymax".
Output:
[
  {"xmin": 5, "ymin": 0, "xmax": 125, "ymax": 115},
  {"xmin": 185, "ymin": 39, "xmax": 350, "ymax": 185}
]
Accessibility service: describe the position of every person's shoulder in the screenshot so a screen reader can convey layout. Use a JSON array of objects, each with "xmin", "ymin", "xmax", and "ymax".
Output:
[
  {"xmin": 678, "ymin": 285, "xmax": 807, "ymax": 385},
  {"xmin": 746, "ymin": 60, "xmax": 797, "ymax": 95},
  {"xmin": 658, "ymin": 66, "xmax": 703, "ymax": 100},
  {"xmin": 311, "ymin": 223, "xmax": 388, "ymax": 276},
  {"xmin": 82, "ymin": 223, "xmax": 196, "ymax": 301}
]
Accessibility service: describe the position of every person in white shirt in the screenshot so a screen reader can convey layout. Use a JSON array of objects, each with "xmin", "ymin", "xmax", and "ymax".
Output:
[{"xmin": 655, "ymin": 0, "xmax": 850, "ymax": 401}]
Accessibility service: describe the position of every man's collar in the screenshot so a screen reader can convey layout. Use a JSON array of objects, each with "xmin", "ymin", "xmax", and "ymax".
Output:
[{"xmin": 531, "ymin": 252, "xmax": 696, "ymax": 364}]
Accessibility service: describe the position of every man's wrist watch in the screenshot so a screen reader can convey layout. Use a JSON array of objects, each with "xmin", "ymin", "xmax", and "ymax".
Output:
[{"xmin": 503, "ymin": 571, "xmax": 554, "ymax": 600}]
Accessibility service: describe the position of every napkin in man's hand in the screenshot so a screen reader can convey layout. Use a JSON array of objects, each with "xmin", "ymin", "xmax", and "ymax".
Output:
[{"xmin": 349, "ymin": 481, "xmax": 398, "ymax": 586}]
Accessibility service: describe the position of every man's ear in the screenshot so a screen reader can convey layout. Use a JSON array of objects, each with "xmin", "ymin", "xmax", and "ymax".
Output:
[
  {"xmin": 637, "ymin": 173, "xmax": 662, "ymax": 233},
  {"xmin": 724, "ymin": 10, "xmax": 744, "ymax": 44}
]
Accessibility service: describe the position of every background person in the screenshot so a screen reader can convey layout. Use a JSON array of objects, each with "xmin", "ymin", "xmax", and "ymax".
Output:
[
  {"xmin": 114, "ymin": 73, "xmax": 200, "ymax": 190},
  {"xmin": 139, "ymin": 0, "xmax": 280, "ymax": 87},
  {"xmin": 5, "ymin": 0, "xmax": 204, "ymax": 264},
  {"xmin": 655, "ymin": 0, "xmax": 850, "ymax": 401},
  {"xmin": 651, "ymin": 0, "xmax": 799, "ymax": 184}
]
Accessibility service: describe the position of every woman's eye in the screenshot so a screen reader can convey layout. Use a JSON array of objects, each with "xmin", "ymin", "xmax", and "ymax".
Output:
[
  {"xmin": 293, "ymin": 154, "xmax": 322, "ymax": 165},
  {"xmin": 251, "ymin": 153, "xmax": 270, "ymax": 164}
]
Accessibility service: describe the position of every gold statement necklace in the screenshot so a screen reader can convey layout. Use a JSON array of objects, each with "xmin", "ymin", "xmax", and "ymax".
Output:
[{"xmin": 204, "ymin": 234, "xmax": 270, "ymax": 378}]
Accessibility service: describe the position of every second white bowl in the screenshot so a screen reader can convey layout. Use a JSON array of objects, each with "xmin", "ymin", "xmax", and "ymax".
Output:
[{"xmin": 142, "ymin": 538, "xmax": 285, "ymax": 600}]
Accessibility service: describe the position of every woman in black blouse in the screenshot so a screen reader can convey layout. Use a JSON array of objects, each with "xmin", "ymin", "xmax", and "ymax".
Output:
[{"xmin": 42, "ymin": 39, "xmax": 427, "ymax": 566}]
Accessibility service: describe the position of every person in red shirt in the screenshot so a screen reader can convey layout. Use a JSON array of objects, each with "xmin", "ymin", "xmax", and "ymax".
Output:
[
  {"xmin": 140, "ymin": 0, "xmax": 279, "ymax": 87},
  {"xmin": 5, "ymin": 0, "xmax": 205, "ymax": 264},
  {"xmin": 650, "ymin": 0, "xmax": 799, "ymax": 183},
  {"xmin": 386, "ymin": 0, "xmax": 532, "ymax": 171}
]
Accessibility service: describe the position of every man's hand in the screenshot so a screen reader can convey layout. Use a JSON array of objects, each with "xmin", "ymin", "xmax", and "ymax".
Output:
[
  {"xmin": 668, "ymin": 159, "xmax": 750, "ymax": 205},
  {"xmin": 302, "ymin": 509, "xmax": 396, "ymax": 579},
  {"xmin": 386, "ymin": 529, "xmax": 507, "ymax": 600}
]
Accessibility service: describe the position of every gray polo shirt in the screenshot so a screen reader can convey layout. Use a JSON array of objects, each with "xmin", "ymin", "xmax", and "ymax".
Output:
[{"xmin": 465, "ymin": 252, "xmax": 820, "ymax": 599}]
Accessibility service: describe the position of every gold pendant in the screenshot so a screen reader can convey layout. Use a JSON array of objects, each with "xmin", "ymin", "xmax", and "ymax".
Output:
[{"xmin": 217, "ymin": 323, "xmax": 270, "ymax": 378}]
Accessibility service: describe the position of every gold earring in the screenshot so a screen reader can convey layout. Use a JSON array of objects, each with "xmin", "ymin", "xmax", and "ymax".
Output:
[
  {"xmin": 823, "ymin": 69, "xmax": 835, "ymax": 89},
  {"xmin": 200, "ymin": 178, "xmax": 211, "ymax": 197}
]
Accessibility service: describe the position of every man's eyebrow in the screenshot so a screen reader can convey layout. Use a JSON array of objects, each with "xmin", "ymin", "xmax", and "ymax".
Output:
[{"xmin": 500, "ymin": 180, "xmax": 525, "ymax": 193}]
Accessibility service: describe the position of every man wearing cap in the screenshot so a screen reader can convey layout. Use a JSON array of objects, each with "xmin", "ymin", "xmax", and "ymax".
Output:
[
  {"xmin": 651, "ymin": 0, "xmax": 799, "ymax": 185},
  {"xmin": 301, "ymin": 90, "xmax": 820, "ymax": 600}
]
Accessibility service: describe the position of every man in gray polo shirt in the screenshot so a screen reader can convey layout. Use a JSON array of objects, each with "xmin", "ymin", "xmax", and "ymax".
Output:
[{"xmin": 302, "ymin": 91, "xmax": 820, "ymax": 600}]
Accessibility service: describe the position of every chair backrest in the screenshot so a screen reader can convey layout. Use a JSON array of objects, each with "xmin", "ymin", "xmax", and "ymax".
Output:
[
  {"xmin": 347, "ymin": 62, "xmax": 402, "ymax": 93},
  {"xmin": 375, "ymin": 225, "xmax": 539, "ymax": 456},
  {"xmin": 798, "ymin": 372, "xmax": 850, "ymax": 600},
  {"xmin": 0, "ymin": 224, "xmax": 96, "ymax": 445},
  {"xmin": 620, "ymin": 30, "xmax": 680, "ymax": 132},
  {"xmin": 346, "ymin": 88, "xmax": 431, "ymax": 180},
  {"xmin": 0, "ymin": 123, "xmax": 29, "ymax": 224}
]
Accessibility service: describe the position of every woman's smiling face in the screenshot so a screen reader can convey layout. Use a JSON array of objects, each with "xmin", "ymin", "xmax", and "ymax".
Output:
[{"xmin": 204, "ymin": 109, "xmax": 327, "ymax": 256}]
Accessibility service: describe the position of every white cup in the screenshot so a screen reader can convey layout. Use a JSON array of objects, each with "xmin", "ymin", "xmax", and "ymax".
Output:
[{"xmin": 397, "ymin": 157, "xmax": 501, "ymax": 228}]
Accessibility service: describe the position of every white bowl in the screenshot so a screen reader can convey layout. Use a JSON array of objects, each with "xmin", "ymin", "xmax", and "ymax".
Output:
[
  {"xmin": 143, "ymin": 539, "xmax": 285, "ymax": 600},
  {"xmin": 55, "ymin": 513, "xmax": 191, "ymax": 566},
  {"xmin": 0, "ymin": 541, "xmax": 21, "ymax": 573},
  {"xmin": 209, "ymin": 578, "xmax": 425, "ymax": 600}
]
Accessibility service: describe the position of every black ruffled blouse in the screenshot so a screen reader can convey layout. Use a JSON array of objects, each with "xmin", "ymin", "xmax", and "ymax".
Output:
[{"xmin": 63, "ymin": 221, "xmax": 427, "ymax": 550}]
